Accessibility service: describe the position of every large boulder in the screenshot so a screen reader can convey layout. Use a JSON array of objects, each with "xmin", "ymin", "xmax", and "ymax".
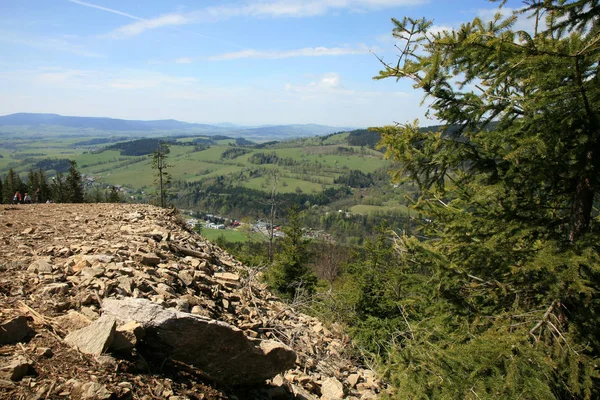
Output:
[{"xmin": 102, "ymin": 297, "xmax": 296, "ymax": 385}]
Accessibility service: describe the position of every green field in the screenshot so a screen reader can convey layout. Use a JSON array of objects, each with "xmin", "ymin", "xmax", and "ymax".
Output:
[
  {"xmin": 200, "ymin": 227, "xmax": 261, "ymax": 243},
  {"xmin": 0, "ymin": 130, "xmax": 405, "ymax": 211}
]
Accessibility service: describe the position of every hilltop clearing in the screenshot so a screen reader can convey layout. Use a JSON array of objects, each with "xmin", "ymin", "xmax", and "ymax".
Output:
[{"xmin": 0, "ymin": 203, "xmax": 384, "ymax": 399}]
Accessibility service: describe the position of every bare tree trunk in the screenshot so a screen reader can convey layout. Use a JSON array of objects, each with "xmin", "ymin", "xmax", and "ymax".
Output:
[
  {"xmin": 267, "ymin": 172, "xmax": 279, "ymax": 263},
  {"xmin": 159, "ymin": 161, "xmax": 164, "ymax": 208}
]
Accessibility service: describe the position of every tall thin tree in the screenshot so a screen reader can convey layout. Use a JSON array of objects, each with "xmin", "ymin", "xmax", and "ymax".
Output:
[{"xmin": 150, "ymin": 141, "xmax": 172, "ymax": 208}]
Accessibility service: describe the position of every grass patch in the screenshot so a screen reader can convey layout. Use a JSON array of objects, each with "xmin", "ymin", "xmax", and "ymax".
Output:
[{"xmin": 201, "ymin": 227, "xmax": 258, "ymax": 243}]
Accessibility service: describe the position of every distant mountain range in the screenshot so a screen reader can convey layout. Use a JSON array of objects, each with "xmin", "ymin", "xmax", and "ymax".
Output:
[{"xmin": 0, "ymin": 113, "xmax": 355, "ymax": 140}]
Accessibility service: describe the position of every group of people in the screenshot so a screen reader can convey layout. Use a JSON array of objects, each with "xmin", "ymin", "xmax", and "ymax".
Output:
[{"xmin": 12, "ymin": 189, "xmax": 40, "ymax": 204}]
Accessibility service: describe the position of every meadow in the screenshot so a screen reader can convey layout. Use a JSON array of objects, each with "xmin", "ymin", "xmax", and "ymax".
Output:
[{"xmin": 0, "ymin": 130, "xmax": 411, "ymax": 216}]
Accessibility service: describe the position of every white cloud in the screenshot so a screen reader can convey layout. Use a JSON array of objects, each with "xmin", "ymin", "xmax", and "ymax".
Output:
[
  {"xmin": 319, "ymin": 73, "xmax": 341, "ymax": 88},
  {"xmin": 207, "ymin": 45, "xmax": 371, "ymax": 61},
  {"xmin": 106, "ymin": 13, "xmax": 191, "ymax": 39},
  {"xmin": 0, "ymin": 32, "xmax": 103, "ymax": 58},
  {"xmin": 77, "ymin": 0, "xmax": 428, "ymax": 38},
  {"xmin": 234, "ymin": 0, "xmax": 428, "ymax": 18},
  {"xmin": 285, "ymin": 73, "xmax": 343, "ymax": 93},
  {"xmin": 175, "ymin": 57, "xmax": 193, "ymax": 64}
]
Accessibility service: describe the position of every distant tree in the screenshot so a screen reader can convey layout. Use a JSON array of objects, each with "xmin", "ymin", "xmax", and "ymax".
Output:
[
  {"xmin": 0, "ymin": 176, "xmax": 3, "ymax": 204},
  {"xmin": 347, "ymin": 129, "xmax": 381, "ymax": 149},
  {"xmin": 150, "ymin": 141, "xmax": 172, "ymax": 208},
  {"xmin": 107, "ymin": 186, "xmax": 121, "ymax": 203},
  {"xmin": 84, "ymin": 185, "xmax": 105, "ymax": 203},
  {"xmin": 312, "ymin": 242, "xmax": 348, "ymax": 292},
  {"xmin": 334, "ymin": 170, "xmax": 374, "ymax": 188},
  {"xmin": 65, "ymin": 160, "xmax": 84, "ymax": 203},
  {"xmin": 265, "ymin": 170, "xmax": 280, "ymax": 263},
  {"xmin": 108, "ymin": 138, "xmax": 167, "ymax": 156},
  {"xmin": 50, "ymin": 173, "xmax": 67, "ymax": 203},
  {"xmin": 27, "ymin": 168, "xmax": 50, "ymax": 203},
  {"xmin": 267, "ymin": 206, "xmax": 317, "ymax": 300},
  {"xmin": 221, "ymin": 147, "xmax": 250, "ymax": 160},
  {"xmin": 2, "ymin": 169, "xmax": 24, "ymax": 203}
]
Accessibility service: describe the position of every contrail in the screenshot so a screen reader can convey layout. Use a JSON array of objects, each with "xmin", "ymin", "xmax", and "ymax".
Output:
[
  {"xmin": 67, "ymin": 0, "xmax": 243, "ymax": 49},
  {"xmin": 68, "ymin": 0, "xmax": 143, "ymax": 21}
]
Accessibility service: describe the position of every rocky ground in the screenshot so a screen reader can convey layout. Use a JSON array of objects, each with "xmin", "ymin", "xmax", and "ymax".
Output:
[{"xmin": 0, "ymin": 203, "xmax": 385, "ymax": 399}]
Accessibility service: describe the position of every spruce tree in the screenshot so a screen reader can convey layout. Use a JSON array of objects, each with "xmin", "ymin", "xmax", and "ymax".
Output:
[
  {"xmin": 35, "ymin": 169, "xmax": 50, "ymax": 203},
  {"xmin": 26, "ymin": 168, "xmax": 49, "ymax": 203},
  {"xmin": 65, "ymin": 160, "xmax": 84, "ymax": 203},
  {"xmin": 27, "ymin": 169, "xmax": 36, "ymax": 201},
  {"xmin": 107, "ymin": 186, "xmax": 121, "ymax": 203},
  {"xmin": 2, "ymin": 169, "xmax": 24, "ymax": 203},
  {"xmin": 370, "ymin": 1, "xmax": 600, "ymax": 397},
  {"xmin": 267, "ymin": 207, "xmax": 317, "ymax": 300},
  {"xmin": 51, "ymin": 173, "xmax": 67, "ymax": 203}
]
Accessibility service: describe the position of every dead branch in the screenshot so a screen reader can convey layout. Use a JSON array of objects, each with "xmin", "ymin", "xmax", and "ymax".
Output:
[{"xmin": 529, "ymin": 300, "xmax": 557, "ymax": 341}]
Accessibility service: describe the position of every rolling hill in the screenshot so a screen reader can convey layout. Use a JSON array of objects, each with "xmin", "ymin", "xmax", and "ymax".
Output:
[{"xmin": 0, "ymin": 113, "xmax": 354, "ymax": 140}]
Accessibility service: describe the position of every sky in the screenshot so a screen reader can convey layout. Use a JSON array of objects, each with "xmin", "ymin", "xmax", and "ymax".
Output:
[{"xmin": 0, "ymin": 0, "xmax": 529, "ymax": 127}]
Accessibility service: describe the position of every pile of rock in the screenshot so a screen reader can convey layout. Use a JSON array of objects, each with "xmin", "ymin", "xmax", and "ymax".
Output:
[{"xmin": 0, "ymin": 204, "xmax": 385, "ymax": 399}]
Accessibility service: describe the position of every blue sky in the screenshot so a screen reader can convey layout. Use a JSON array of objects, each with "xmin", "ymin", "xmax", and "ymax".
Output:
[{"xmin": 0, "ymin": 0, "xmax": 528, "ymax": 127}]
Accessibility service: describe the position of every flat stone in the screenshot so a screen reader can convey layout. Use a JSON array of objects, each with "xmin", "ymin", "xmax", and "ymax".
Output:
[
  {"xmin": 155, "ymin": 283, "xmax": 175, "ymax": 297},
  {"xmin": 27, "ymin": 259, "xmax": 53, "ymax": 273},
  {"xmin": 0, "ymin": 316, "xmax": 30, "ymax": 345},
  {"xmin": 83, "ymin": 255, "xmax": 114, "ymax": 264},
  {"xmin": 321, "ymin": 377, "xmax": 345, "ymax": 400},
  {"xmin": 117, "ymin": 276, "xmax": 133, "ymax": 294},
  {"xmin": 177, "ymin": 270, "xmax": 194, "ymax": 286},
  {"xmin": 70, "ymin": 381, "xmax": 113, "ymax": 400},
  {"xmin": 213, "ymin": 272, "xmax": 240, "ymax": 282},
  {"xmin": 81, "ymin": 267, "xmax": 105, "ymax": 278},
  {"xmin": 135, "ymin": 253, "xmax": 161, "ymax": 266},
  {"xmin": 347, "ymin": 373, "xmax": 360, "ymax": 388},
  {"xmin": 40, "ymin": 282, "xmax": 70, "ymax": 296},
  {"xmin": 65, "ymin": 314, "xmax": 116, "ymax": 355},
  {"xmin": 73, "ymin": 259, "xmax": 91, "ymax": 273}
]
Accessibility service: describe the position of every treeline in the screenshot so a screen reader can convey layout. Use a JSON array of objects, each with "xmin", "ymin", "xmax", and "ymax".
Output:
[
  {"xmin": 107, "ymin": 138, "xmax": 173, "ymax": 156},
  {"xmin": 346, "ymin": 130, "xmax": 381, "ymax": 148},
  {"xmin": 173, "ymin": 179, "xmax": 351, "ymax": 219},
  {"xmin": 221, "ymin": 148, "xmax": 250, "ymax": 160},
  {"xmin": 248, "ymin": 152, "xmax": 297, "ymax": 166},
  {"xmin": 74, "ymin": 137, "xmax": 128, "ymax": 147},
  {"xmin": 33, "ymin": 158, "xmax": 72, "ymax": 174},
  {"xmin": 0, "ymin": 162, "xmax": 121, "ymax": 204},
  {"xmin": 333, "ymin": 170, "xmax": 373, "ymax": 188}
]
